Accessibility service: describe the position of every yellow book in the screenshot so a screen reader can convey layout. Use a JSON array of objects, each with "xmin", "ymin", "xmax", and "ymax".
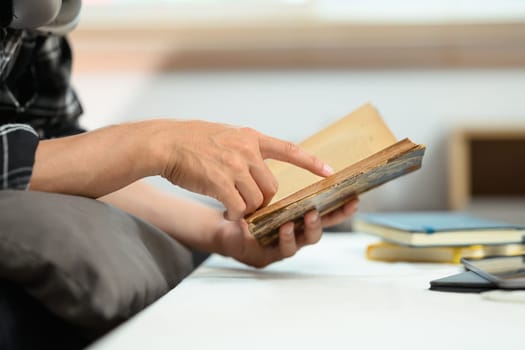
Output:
[
  {"xmin": 366, "ymin": 241, "xmax": 525, "ymax": 264},
  {"xmin": 246, "ymin": 103, "xmax": 425, "ymax": 246}
]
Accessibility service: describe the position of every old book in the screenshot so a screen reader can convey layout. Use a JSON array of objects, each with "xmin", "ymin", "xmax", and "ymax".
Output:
[
  {"xmin": 353, "ymin": 212, "xmax": 525, "ymax": 247},
  {"xmin": 366, "ymin": 241, "xmax": 525, "ymax": 264},
  {"xmin": 246, "ymin": 103, "xmax": 426, "ymax": 246}
]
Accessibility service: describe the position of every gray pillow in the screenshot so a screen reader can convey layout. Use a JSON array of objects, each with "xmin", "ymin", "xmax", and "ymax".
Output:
[{"xmin": 0, "ymin": 190, "xmax": 193, "ymax": 336}]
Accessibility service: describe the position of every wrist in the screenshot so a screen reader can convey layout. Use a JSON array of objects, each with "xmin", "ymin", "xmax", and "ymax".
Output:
[
  {"xmin": 211, "ymin": 220, "xmax": 230, "ymax": 257},
  {"xmin": 136, "ymin": 119, "xmax": 176, "ymax": 177}
]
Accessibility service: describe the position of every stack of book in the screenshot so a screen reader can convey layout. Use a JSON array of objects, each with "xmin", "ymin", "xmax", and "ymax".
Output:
[{"xmin": 353, "ymin": 212, "xmax": 525, "ymax": 264}]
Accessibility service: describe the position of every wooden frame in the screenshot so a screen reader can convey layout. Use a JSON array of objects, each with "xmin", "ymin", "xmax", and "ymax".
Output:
[
  {"xmin": 70, "ymin": 21, "xmax": 525, "ymax": 72},
  {"xmin": 448, "ymin": 127, "xmax": 525, "ymax": 210}
]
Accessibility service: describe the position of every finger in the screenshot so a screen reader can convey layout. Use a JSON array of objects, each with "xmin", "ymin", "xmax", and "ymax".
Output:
[
  {"xmin": 278, "ymin": 221, "xmax": 297, "ymax": 258},
  {"xmin": 218, "ymin": 183, "xmax": 248, "ymax": 221},
  {"xmin": 343, "ymin": 198, "xmax": 359, "ymax": 215},
  {"xmin": 297, "ymin": 210, "xmax": 322, "ymax": 247},
  {"xmin": 249, "ymin": 161, "xmax": 278, "ymax": 207},
  {"xmin": 258, "ymin": 135, "xmax": 333, "ymax": 178},
  {"xmin": 321, "ymin": 199, "xmax": 359, "ymax": 227},
  {"xmin": 235, "ymin": 175, "xmax": 264, "ymax": 215}
]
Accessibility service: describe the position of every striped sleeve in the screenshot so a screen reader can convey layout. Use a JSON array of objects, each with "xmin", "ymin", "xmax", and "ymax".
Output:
[
  {"xmin": 0, "ymin": 1, "xmax": 13, "ymax": 28},
  {"xmin": 0, "ymin": 124, "xmax": 39, "ymax": 190}
]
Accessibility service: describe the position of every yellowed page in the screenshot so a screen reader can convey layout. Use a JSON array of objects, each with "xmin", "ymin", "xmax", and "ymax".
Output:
[{"xmin": 268, "ymin": 103, "xmax": 397, "ymax": 203}]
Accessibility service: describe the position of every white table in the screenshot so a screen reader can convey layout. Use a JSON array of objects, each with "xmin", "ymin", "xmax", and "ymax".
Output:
[{"xmin": 89, "ymin": 233, "xmax": 525, "ymax": 350}]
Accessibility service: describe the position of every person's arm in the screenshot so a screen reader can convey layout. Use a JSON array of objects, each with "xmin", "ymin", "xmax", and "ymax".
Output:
[
  {"xmin": 99, "ymin": 180, "xmax": 359, "ymax": 268},
  {"xmin": 99, "ymin": 181, "xmax": 224, "ymax": 253},
  {"xmin": 30, "ymin": 119, "xmax": 332, "ymax": 221},
  {"xmin": 30, "ymin": 121, "xmax": 161, "ymax": 197}
]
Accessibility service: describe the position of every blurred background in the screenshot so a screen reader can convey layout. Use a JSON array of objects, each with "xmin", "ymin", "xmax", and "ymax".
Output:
[{"xmin": 71, "ymin": 0, "xmax": 525, "ymax": 225}]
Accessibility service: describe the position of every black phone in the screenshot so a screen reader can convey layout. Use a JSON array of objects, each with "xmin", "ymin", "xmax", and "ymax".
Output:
[
  {"xmin": 429, "ymin": 271, "xmax": 496, "ymax": 293},
  {"xmin": 461, "ymin": 255, "xmax": 525, "ymax": 289}
]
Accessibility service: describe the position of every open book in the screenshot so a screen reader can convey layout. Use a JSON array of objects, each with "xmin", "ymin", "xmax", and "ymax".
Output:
[{"xmin": 246, "ymin": 103, "xmax": 426, "ymax": 246}]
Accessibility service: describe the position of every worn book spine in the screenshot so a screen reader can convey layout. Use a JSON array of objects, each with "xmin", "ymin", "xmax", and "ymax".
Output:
[{"xmin": 247, "ymin": 140, "xmax": 425, "ymax": 246}]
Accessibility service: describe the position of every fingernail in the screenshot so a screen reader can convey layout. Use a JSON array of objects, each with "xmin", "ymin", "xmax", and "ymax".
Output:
[
  {"xmin": 284, "ymin": 223, "xmax": 293, "ymax": 236},
  {"xmin": 323, "ymin": 164, "xmax": 334, "ymax": 176},
  {"xmin": 310, "ymin": 212, "xmax": 319, "ymax": 224}
]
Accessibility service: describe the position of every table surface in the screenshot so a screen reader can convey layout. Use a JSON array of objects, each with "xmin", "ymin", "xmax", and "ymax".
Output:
[{"xmin": 89, "ymin": 233, "xmax": 525, "ymax": 350}]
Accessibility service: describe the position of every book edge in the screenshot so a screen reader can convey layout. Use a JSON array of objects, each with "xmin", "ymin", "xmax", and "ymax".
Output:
[
  {"xmin": 247, "ymin": 138, "xmax": 420, "ymax": 221},
  {"xmin": 354, "ymin": 220, "xmax": 525, "ymax": 246},
  {"xmin": 247, "ymin": 140, "xmax": 426, "ymax": 245}
]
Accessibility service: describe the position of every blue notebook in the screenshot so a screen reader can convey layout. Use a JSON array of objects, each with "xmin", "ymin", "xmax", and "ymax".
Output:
[{"xmin": 353, "ymin": 212, "xmax": 525, "ymax": 247}]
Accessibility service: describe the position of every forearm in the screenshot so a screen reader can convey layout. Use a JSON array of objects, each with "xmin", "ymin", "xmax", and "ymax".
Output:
[
  {"xmin": 30, "ymin": 121, "xmax": 164, "ymax": 197},
  {"xmin": 29, "ymin": 117, "xmax": 332, "ymax": 239},
  {"xmin": 31, "ymin": 117, "xmax": 229, "ymax": 252},
  {"xmin": 99, "ymin": 181, "xmax": 226, "ymax": 253}
]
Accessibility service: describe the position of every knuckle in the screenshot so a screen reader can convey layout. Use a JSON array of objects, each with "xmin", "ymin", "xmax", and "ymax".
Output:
[
  {"xmin": 224, "ymin": 156, "xmax": 245, "ymax": 173},
  {"xmin": 284, "ymin": 141, "xmax": 299, "ymax": 154},
  {"xmin": 253, "ymin": 191, "xmax": 264, "ymax": 209},
  {"xmin": 232, "ymin": 200, "xmax": 246, "ymax": 216},
  {"xmin": 213, "ymin": 173, "xmax": 231, "ymax": 193},
  {"xmin": 241, "ymin": 127, "xmax": 259, "ymax": 138},
  {"xmin": 245, "ymin": 202, "xmax": 259, "ymax": 216},
  {"xmin": 237, "ymin": 140, "xmax": 250, "ymax": 151},
  {"xmin": 262, "ymin": 177, "xmax": 278, "ymax": 199},
  {"xmin": 261, "ymin": 190, "xmax": 276, "ymax": 207},
  {"xmin": 245, "ymin": 203, "xmax": 260, "ymax": 216},
  {"xmin": 239, "ymin": 143, "xmax": 258, "ymax": 159}
]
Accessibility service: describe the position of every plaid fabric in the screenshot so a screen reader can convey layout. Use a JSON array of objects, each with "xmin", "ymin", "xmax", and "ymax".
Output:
[
  {"xmin": 0, "ymin": 29, "xmax": 84, "ymax": 137},
  {"xmin": 0, "ymin": 27, "xmax": 84, "ymax": 189},
  {"xmin": 0, "ymin": 124, "xmax": 39, "ymax": 190}
]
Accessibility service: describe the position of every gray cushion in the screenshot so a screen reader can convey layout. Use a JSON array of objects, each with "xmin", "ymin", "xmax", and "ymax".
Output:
[{"xmin": 0, "ymin": 190, "xmax": 193, "ymax": 336}]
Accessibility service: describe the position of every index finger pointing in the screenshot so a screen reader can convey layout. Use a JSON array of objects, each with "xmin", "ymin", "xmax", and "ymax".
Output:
[{"xmin": 259, "ymin": 135, "xmax": 334, "ymax": 177}]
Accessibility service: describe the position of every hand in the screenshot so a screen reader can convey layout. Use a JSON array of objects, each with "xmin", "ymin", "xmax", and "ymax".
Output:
[
  {"xmin": 159, "ymin": 120, "xmax": 333, "ymax": 221},
  {"xmin": 215, "ymin": 199, "xmax": 359, "ymax": 268}
]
